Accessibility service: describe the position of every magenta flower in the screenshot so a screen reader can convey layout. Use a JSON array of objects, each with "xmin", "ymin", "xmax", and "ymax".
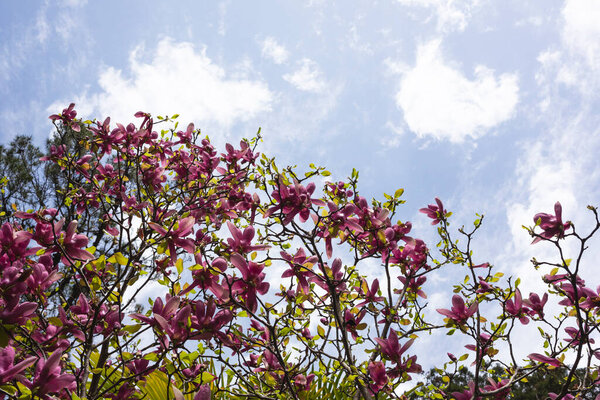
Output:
[
  {"xmin": 523, "ymin": 292, "xmax": 548, "ymax": 318},
  {"xmin": 264, "ymin": 179, "xmax": 325, "ymax": 225},
  {"xmin": 483, "ymin": 378, "xmax": 511, "ymax": 400},
  {"xmin": 149, "ymin": 216, "xmax": 195, "ymax": 264},
  {"xmin": 355, "ymin": 278, "xmax": 385, "ymax": 306},
  {"xmin": 374, "ymin": 329, "xmax": 414, "ymax": 364},
  {"xmin": 548, "ymin": 394, "xmax": 575, "ymax": 400},
  {"xmin": 0, "ymin": 223, "xmax": 36, "ymax": 260},
  {"xmin": 344, "ymin": 308, "xmax": 366, "ymax": 340},
  {"xmin": 130, "ymin": 295, "xmax": 180, "ymax": 327},
  {"xmin": 293, "ymin": 373, "xmax": 316, "ymax": 392},
  {"xmin": 60, "ymin": 221, "xmax": 94, "ymax": 265},
  {"xmin": 230, "ymin": 253, "xmax": 270, "ymax": 312},
  {"xmin": 0, "ymin": 346, "xmax": 36, "ymax": 384},
  {"xmin": 532, "ymin": 202, "xmax": 572, "ymax": 243},
  {"xmin": 193, "ymin": 384, "xmax": 212, "ymax": 400},
  {"xmin": 437, "ymin": 295, "xmax": 478, "ymax": 325},
  {"xmin": 528, "ymin": 353, "xmax": 562, "ymax": 367},
  {"xmin": 281, "ymin": 248, "xmax": 318, "ymax": 295},
  {"xmin": 419, "ymin": 198, "xmax": 446, "ymax": 225},
  {"xmin": 476, "ymin": 277, "xmax": 493, "ymax": 294},
  {"xmin": 26, "ymin": 257, "xmax": 62, "ymax": 293},
  {"xmin": 564, "ymin": 326, "xmax": 594, "ymax": 347},
  {"xmin": 49, "ymin": 103, "xmax": 80, "ymax": 131},
  {"xmin": 452, "ymin": 381, "xmax": 479, "ymax": 400},
  {"xmin": 180, "ymin": 256, "xmax": 227, "ymax": 299},
  {"xmin": 367, "ymin": 361, "xmax": 388, "ymax": 393},
  {"xmin": 505, "ymin": 289, "xmax": 530, "ymax": 325},
  {"xmin": 226, "ymin": 221, "xmax": 269, "ymax": 254},
  {"xmin": 310, "ymin": 258, "xmax": 346, "ymax": 293},
  {"xmin": 398, "ymin": 275, "xmax": 427, "ymax": 299},
  {"xmin": 0, "ymin": 301, "xmax": 38, "ymax": 325},
  {"xmin": 191, "ymin": 299, "xmax": 233, "ymax": 341},
  {"xmin": 465, "ymin": 333, "xmax": 494, "ymax": 363},
  {"xmin": 30, "ymin": 350, "xmax": 76, "ymax": 396}
]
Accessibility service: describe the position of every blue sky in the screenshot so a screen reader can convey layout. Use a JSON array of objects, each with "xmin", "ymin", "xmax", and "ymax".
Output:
[{"xmin": 2, "ymin": 0, "xmax": 600, "ymax": 370}]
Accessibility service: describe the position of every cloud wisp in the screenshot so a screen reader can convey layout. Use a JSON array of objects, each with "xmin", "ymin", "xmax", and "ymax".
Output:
[
  {"xmin": 396, "ymin": 0, "xmax": 480, "ymax": 32},
  {"xmin": 261, "ymin": 37, "xmax": 290, "ymax": 64},
  {"xmin": 283, "ymin": 58, "xmax": 327, "ymax": 93}
]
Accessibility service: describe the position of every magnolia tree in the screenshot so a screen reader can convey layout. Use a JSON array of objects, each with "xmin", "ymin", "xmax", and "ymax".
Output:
[{"xmin": 0, "ymin": 104, "xmax": 599, "ymax": 400}]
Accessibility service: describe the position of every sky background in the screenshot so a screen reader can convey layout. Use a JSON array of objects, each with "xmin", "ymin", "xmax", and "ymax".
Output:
[{"xmin": 2, "ymin": 0, "xmax": 600, "ymax": 375}]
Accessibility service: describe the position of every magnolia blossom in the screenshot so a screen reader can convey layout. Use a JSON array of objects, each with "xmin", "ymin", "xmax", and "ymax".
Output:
[{"xmin": 532, "ymin": 202, "xmax": 571, "ymax": 243}]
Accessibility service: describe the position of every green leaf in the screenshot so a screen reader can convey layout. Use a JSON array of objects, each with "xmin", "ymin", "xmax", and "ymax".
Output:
[
  {"xmin": 317, "ymin": 325, "xmax": 325, "ymax": 338},
  {"xmin": 140, "ymin": 370, "xmax": 172, "ymax": 400}
]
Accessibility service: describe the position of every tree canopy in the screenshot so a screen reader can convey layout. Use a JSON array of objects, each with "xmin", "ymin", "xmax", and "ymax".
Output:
[{"xmin": 0, "ymin": 104, "xmax": 599, "ymax": 399}]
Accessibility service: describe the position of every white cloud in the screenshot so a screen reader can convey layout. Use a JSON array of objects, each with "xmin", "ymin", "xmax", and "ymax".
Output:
[
  {"xmin": 396, "ymin": 0, "xmax": 480, "ymax": 32},
  {"xmin": 562, "ymin": 0, "xmax": 600, "ymax": 71},
  {"xmin": 283, "ymin": 58, "xmax": 326, "ymax": 93},
  {"xmin": 55, "ymin": 38, "xmax": 273, "ymax": 130},
  {"xmin": 536, "ymin": 0, "xmax": 600, "ymax": 96},
  {"xmin": 394, "ymin": 39, "xmax": 519, "ymax": 142},
  {"xmin": 261, "ymin": 37, "xmax": 290, "ymax": 64}
]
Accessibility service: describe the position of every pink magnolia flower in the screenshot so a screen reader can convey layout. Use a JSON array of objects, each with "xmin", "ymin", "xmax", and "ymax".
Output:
[
  {"xmin": 229, "ymin": 253, "xmax": 270, "ymax": 312},
  {"xmin": 483, "ymin": 378, "xmax": 511, "ymax": 400},
  {"xmin": 26, "ymin": 256, "xmax": 62, "ymax": 294},
  {"xmin": 191, "ymin": 299, "xmax": 233, "ymax": 341},
  {"xmin": 0, "ymin": 301, "xmax": 38, "ymax": 325},
  {"xmin": 293, "ymin": 373, "xmax": 316, "ymax": 392},
  {"xmin": 476, "ymin": 277, "xmax": 494, "ymax": 294},
  {"xmin": 310, "ymin": 258, "xmax": 346, "ymax": 294},
  {"xmin": 149, "ymin": 216, "xmax": 195, "ymax": 264},
  {"xmin": 49, "ymin": 103, "xmax": 80, "ymax": 131},
  {"xmin": 193, "ymin": 384, "xmax": 211, "ymax": 400},
  {"xmin": 523, "ymin": 292, "xmax": 548, "ymax": 318},
  {"xmin": 60, "ymin": 221, "xmax": 94, "ymax": 265},
  {"xmin": 264, "ymin": 179, "xmax": 325, "ymax": 225},
  {"xmin": 281, "ymin": 248, "xmax": 318, "ymax": 295},
  {"xmin": 70, "ymin": 293, "xmax": 91, "ymax": 324},
  {"xmin": 343, "ymin": 308, "xmax": 367, "ymax": 340},
  {"xmin": 398, "ymin": 275, "xmax": 427, "ymax": 299},
  {"xmin": 452, "ymin": 381, "xmax": 479, "ymax": 400},
  {"xmin": 547, "ymin": 394, "xmax": 575, "ymax": 400},
  {"xmin": 355, "ymin": 278, "xmax": 385, "ymax": 306},
  {"xmin": 367, "ymin": 361, "xmax": 388, "ymax": 393},
  {"xmin": 419, "ymin": 198, "xmax": 446, "ymax": 225},
  {"xmin": 505, "ymin": 289, "xmax": 530, "ymax": 324},
  {"xmin": 130, "ymin": 295, "xmax": 180, "ymax": 327},
  {"xmin": 437, "ymin": 295, "xmax": 478, "ymax": 325},
  {"xmin": 465, "ymin": 333, "xmax": 494, "ymax": 363},
  {"xmin": 180, "ymin": 256, "xmax": 227, "ymax": 299},
  {"xmin": 532, "ymin": 202, "xmax": 572, "ymax": 243},
  {"xmin": 0, "ymin": 346, "xmax": 36, "ymax": 384},
  {"xmin": 30, "ymin": 350, "xmax": 76, "ymax": 396},
  {"xmin": 0, "ymin": 223, "xmax": 36, "ymax": 260},
  {"xmin": 564, "ymin": 326, "xmax": 594, "ymax": 347},
  {"xmin": 226, "ymin": 221, "xmax": 269, "ymax": 254},
  {"xmin": 374, "ymin": 330, "xmax": 414, "ymax": 364},
  {"xmin": 528, "ymin": 353, "xmax": 562, "ymax": 367}
]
